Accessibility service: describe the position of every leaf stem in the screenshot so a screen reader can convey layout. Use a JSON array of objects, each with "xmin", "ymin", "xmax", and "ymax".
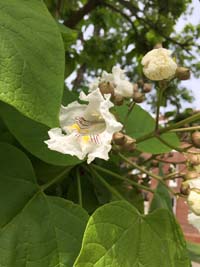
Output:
[
  {"xmin": 136, "ymin": 112, "xmax": 200, "ymax": 144},
  {"xmin": 76, "ymin": 168, "xmax": 83, "ymax": 207},
  {"xmin": 91, "ymin": 164, "xmax": 155, "ymax": 193},
  {"xmin": 155, "ymin": 87, "xmax": 163, "ymax": 132},
  {"xmin": 118, "ymin": 152, "xmax": 175, "ymax": 195},
  {"xmin": 170, "ymin": 125, "xmax": 200, "ymax": 132},
  {"xmin": 88, "ymin": 166, "xmax": 125, "ymax": 200},
  {"xmin": 123, "ymin": 101, "xmax": 136, "ymax": 129},
  {"xmin": 41, "ymin": 167, "xmax": 71, "ymax": 191}
]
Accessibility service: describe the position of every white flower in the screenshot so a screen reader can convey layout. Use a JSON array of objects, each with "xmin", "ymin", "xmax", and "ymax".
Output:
[
  {"xmin": 90, "ymin": 66, "xmax": 133, "ymax": 98},
  {"xmin": 141, "ymin": 48, "xmax": 177, "ymax": 81},
  {"xmin": 187, "ymin": 190, "xmax": 200, "ymax": 215},
  {"xmin": 185, "ymin": 178, "xmax": 200, "ymax": 215},
  {"xmin": 45, "ymin": 89, "xmax": 122, "ymax": 164},
  {"xmin": 188, "ymin": 213, "xmax": 200, "ymax": 232}
]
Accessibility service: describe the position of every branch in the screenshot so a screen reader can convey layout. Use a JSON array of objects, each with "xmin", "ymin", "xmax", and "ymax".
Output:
[
  {"xmin": 117, "ymin": 0, "xmax": 193, "ymax": 54},
  {"xmin": 64, "ymin": 0, "xmax": 103, "ymax": 28}
]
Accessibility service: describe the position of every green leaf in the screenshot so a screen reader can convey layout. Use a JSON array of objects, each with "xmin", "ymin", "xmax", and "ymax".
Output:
[
  {"xmin": 74, "ymin": 201, "xmax": 190, "ymax": 267},
  {"xmin": 0, "ymin": 0, "xmax": 64, "ymax": 127},
  {"xmin": 0, "ymin": 102, "xmax": 81, "ymax": 166},
  {"xmin": 0, "ymin": 142, "xmax": 88, "ymax": 267},
  {"xmin": 58, "ymin": 23, "xmax": 78, "ymax": 50},
  {"xmin": 187, "ymin": 242, "xmax": 200, "ymax": 263},
  {"xmin": 150, "ymin": 182, "xmax": 173, "ymax": 212},
  {"xmin": 116, "ymin": 104, "xmax": 180, "ymax": 154}
]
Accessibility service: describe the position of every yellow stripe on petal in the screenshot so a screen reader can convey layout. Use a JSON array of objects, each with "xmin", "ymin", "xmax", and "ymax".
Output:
[
  {"xmin": 69, "ymin": 123, "xmax": 81, "ymax": 132},
  {"xmin": 82, "ymin": 135, "xmax": 90, "ymax": 143}
]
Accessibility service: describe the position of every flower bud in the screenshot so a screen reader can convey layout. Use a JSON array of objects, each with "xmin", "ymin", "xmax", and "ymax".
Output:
[
  {"xmin": 175, "ymin": 67, "xmax": 190, "ymax": 80},
  {"xmin": 141, "ymin": 48, "xmax": 177, "ymax": 81},
  {"xmin": 191, "ymin": 131, "xmax": 200, "ymax": 148},
  {"xmin": 180, "ymin": 183, "xmax": 190, "ymax": 196},
  {"xmin": 99, "ymin": 81, "xmax": 115, "ymax": 95},
  {"xmin": 113, "ymin": 132, "xmax": 126, "ymax": 145},
  {"xmin": 113, "ymin": 94, "xmax": 124, "ymax": 106},
  {"xmin": 123, "ymin": 136, "xmax": 136, "ymax": 152},
  {"xmin": 187, "ymin": 154, "xmax": 200, "ymax": 165},
  {"xmin": 133, "ymin": 83, "xmax": 139, "ymax": 92},
  {"xmin": 137, "ymin": 79, "xmax": 144, "ymax": 87},
  {"xmin": 143, "ymin": 83, "xmax": 152, "ymax": 93},
  {"xmin": 133, "ymin": 92, "xmax": 145, "ymax": 103}
]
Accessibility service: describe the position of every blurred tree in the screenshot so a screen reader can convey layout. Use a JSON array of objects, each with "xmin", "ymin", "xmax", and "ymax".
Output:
[{"xmin": 44, "ymin": 0, "xmax": 199, "ymax": 111}]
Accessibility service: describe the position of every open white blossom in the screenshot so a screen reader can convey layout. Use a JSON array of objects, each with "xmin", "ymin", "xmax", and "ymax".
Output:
[
  {"xmin": 45, "ymin": 88, "xmax": 122, "ymax": 164},
  {"xmin": 90, "ymin": 66, "xmax": 133, "ymax": 98},
  {"xmin": 185, "ymin": 178, "xmax": 200, "ymax": 215},
  {"xmin": 141, "ymin": 48, "xmax": 177, "ymax": 81},
  {"xmin": 188, "ymin": 213, "xmax": 200, "ymax": 232}
]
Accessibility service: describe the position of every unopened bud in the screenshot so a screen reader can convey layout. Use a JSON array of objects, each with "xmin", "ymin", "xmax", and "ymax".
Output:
[
  {"xmin": 175, "ymin": 67, "xmax": 190, "ymax": 80},
  {"xmin": 133, "ymin": 83, "xmax": 139, "ymax": 92},
  {"xmin": 137, "ymin": 79, "xmax": 144, "ymax": 87},
  {"xmin": 191, "ymin": 131, "xmax": 200, "ymax": 148},
  {"xmin": 187, "ymin": 154, "xmax": 200, "ymax": 165},
  {"xmin": 113, "ymin": 94, "xmax": 124, "ymax": 106},
  {"xmin": 133, "ymin": 92, "xmax": 145, "ymax": 103},
  {"xmin": 180, "ymin": 183, "xmax": 190, "ymax": 196},
  {"xmin": 99, "ymin": 82, "xmax": 115, "ymax": 95},
  {"xmin": 143, "ymin": 83, "xmax": 152, "ymax": 93},
  {"xmin": 185, "ymin": 171, "xmax": 199, "ymax": 180},
  {"xmin": 123, "ymin": 136, "xmax": 136, "ymax": 152},
  {"xmin": 113, "ymin": 132, "xmax": 126, "ymax": 145},
  {"xmin": 152, "ymin": 160, "xmax": 158, "ymax": 167}
]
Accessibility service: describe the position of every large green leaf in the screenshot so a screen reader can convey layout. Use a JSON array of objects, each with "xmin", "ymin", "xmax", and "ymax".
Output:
[
  {"xmin": 0, "ymin": 102, "xmax": 81, "ymax": 166},
  {"xmin": 74, "ymin": 201, "xmax": 190, "ymax": 267},
  {"xmin": 0, "ymin": 0, "xmax": 64, "ymax": 127},
  {"xmin": 0, "ymin": 143, "xmax": 88, "ymax": 267},
  {"xmin": 116, "ymin": 104, "xmax": 180, "ymax": 154}
]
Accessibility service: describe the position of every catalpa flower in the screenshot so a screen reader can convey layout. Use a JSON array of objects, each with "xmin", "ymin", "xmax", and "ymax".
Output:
[
  {"xmin": 90, "ymin": 66, "xmax": 133, "ymax": 98},
  {"xmin": 45, "ymin": 89, "xmax": 122, "ymax": 164},
  {"xmin": 185, "ymin": 178, "xmax": 200, "ymax": 215},
  {"xmin": 141, "ymin": 48, "xmax": 177, "ymax": 81},
  {"xmin": 188, "ymin": 213, "xmax": 200, "ymax": 232}
]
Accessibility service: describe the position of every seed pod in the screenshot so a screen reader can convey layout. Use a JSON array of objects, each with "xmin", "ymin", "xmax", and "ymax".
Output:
[
  {"xmin": 99, "ymin": 81, "xmax": 115, "ymax": 95},
  {"xmin": 185, "ymin": 171, "xmax": 199, "ymax": 180},
  {"xmin": 133, "ymin": 92, "xmax": 145, "ymax": 103},
  {"xmin": 180, "ymin": 183, "xmax": 190, "ymax": 196},
  {"xmin": 113, "ymin": 132, "xmax": 126, "ymax": 145},
  {"xmin": 175, "ymin": 67, "xmax": 190, "ymax": 80},
  {"xmin": 143, "ymin": 83, "xmax": 152, "ymax": 93},
  {"xmin": 113, "ymin": 94, "xmax": 124, "ymax": 106},
  {"xmin": 191, "ymin": 131, "xmax": 200, "ymax": 148}
]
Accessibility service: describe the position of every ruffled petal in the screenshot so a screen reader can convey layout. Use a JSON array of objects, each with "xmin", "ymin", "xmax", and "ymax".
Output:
[
  {"xmin": 45, "ymin": 128, "xmax": 85, "ymax": 160},
  {"xmin": 188, "ymin": 213, "xmax": 200, "ymax": 232},
  {"xmin": 60, "ymin": 102, "xmax": 87, "ymax": 133}
]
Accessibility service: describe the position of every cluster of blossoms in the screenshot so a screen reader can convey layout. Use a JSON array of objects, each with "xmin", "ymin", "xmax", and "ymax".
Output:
[{"xmin": 45, "ymin": 47, "xmax": 189, "ymax": 164}]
